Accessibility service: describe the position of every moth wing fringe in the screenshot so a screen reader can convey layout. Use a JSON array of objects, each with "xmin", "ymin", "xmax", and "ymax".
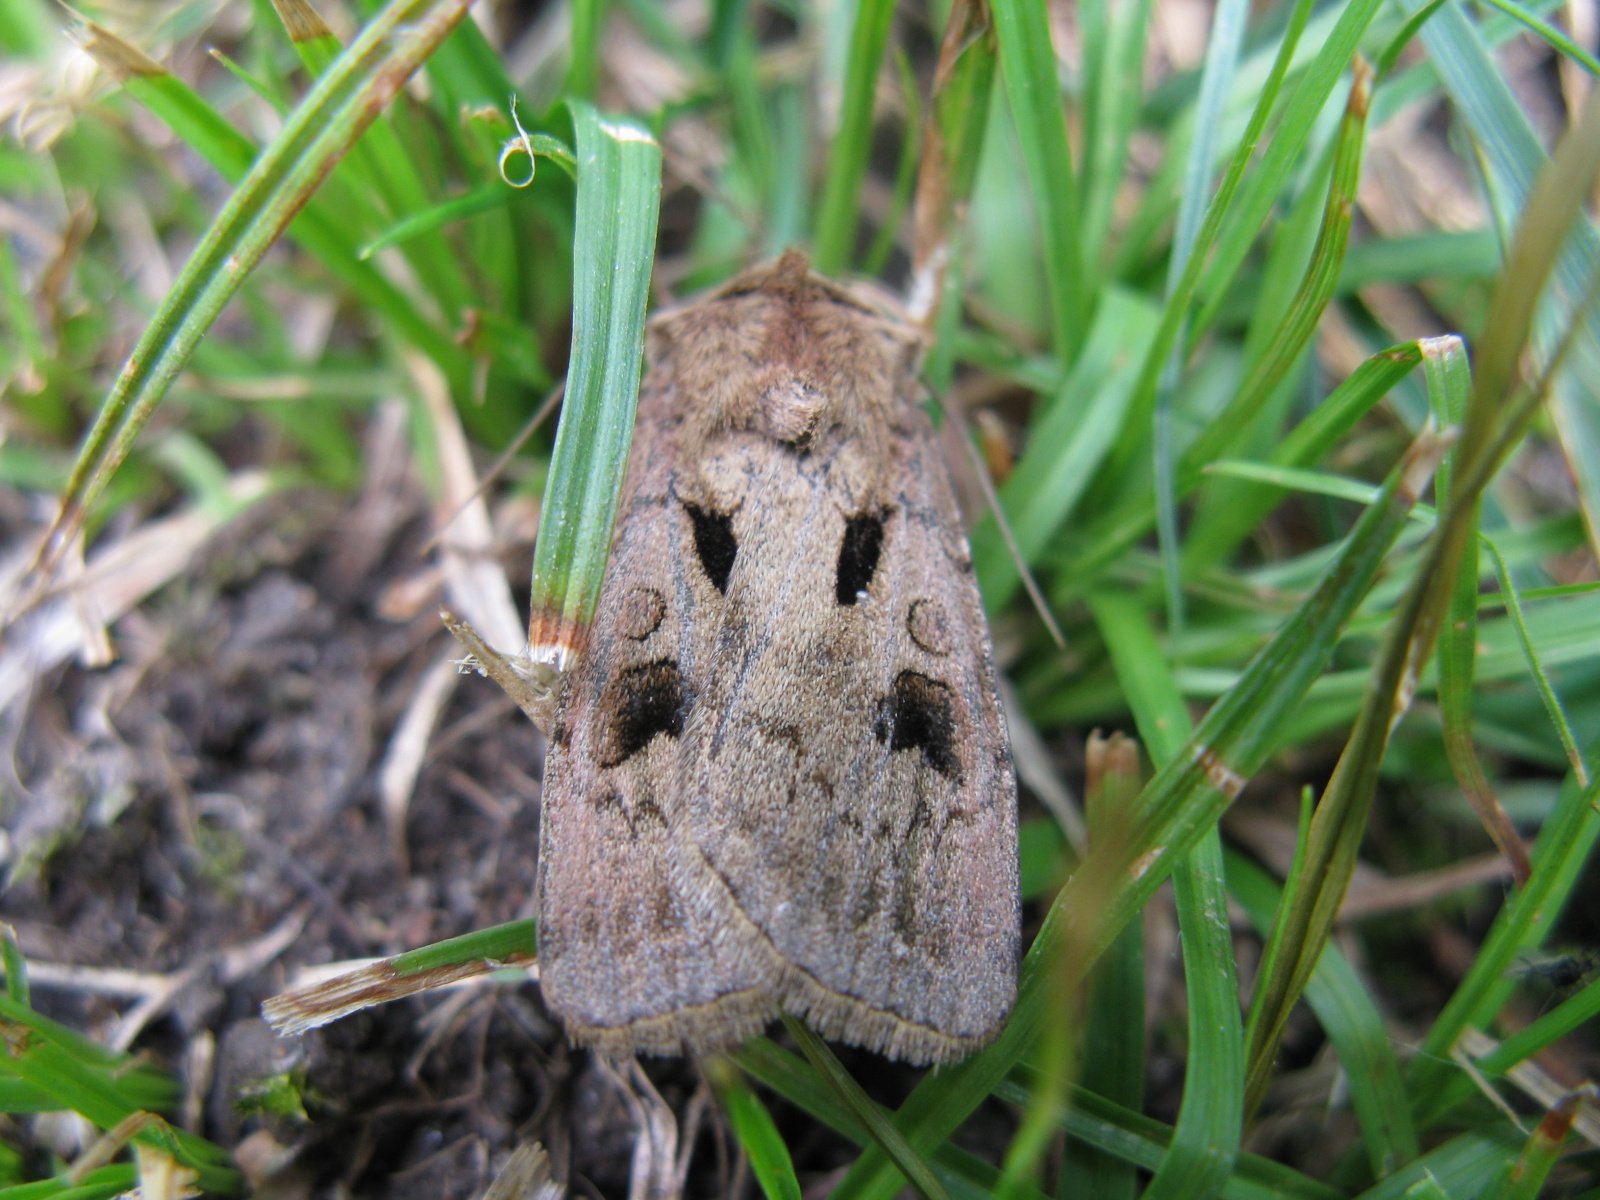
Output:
[
  {"xmin": 559, "ymin": 985, "xmax": 779, "ymax": 1060},
  {"xmin": 558, "ymin": 975, "xmax": 994, "ymax": 1065},
  {"xmin": 770, "ymin": 965, "xmax": 995, "ymax": 1066}
]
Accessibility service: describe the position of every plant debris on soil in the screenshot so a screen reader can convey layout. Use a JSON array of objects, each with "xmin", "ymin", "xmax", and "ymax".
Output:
[{"xmin": 0, "ymin": 470, "xmax": 640, "ymax": 1197}]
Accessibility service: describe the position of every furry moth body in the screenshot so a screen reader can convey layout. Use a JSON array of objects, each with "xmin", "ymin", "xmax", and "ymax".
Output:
[{"xmin": 537, "ymin": 251, "xmax": 1018, "ymax": 1065}]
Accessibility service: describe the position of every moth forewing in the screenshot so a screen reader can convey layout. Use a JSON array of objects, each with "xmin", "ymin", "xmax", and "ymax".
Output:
[{"xmin": 537, "ymin": 250, "xmax": 1019, "ymax": 1065}]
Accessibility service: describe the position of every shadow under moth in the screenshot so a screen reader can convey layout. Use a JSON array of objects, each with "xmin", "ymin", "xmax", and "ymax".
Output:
[{"xmin": 537, "ymin": 250, "xmax": 1018, "ymax": 1065}]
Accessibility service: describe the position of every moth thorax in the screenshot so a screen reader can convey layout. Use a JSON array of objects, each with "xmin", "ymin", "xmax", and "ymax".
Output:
[{"xmin": 756, "ymin": 374, "xmax": 826, "ymax": 444}]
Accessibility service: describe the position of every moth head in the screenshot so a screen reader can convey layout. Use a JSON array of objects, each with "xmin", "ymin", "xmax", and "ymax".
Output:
[{"xmin": 755, "ymin": 372, "xmax": 827, "ymax": 445}]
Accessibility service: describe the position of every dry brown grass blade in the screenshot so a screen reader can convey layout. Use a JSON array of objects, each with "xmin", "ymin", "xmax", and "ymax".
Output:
[
  {"xmin": 376, "ymin": 354, "xmax": 532, "ymax": 856},
  {"xmin": 0, "ymin": 471, "xmax": 270, "ymax": 712},
  {"xmin": 1455, "ymin": 1029, "xmax": 1600, "ymax": 1148},
  {"xmin": 407, "ymin": 350, "xmax": 523, "ymax": 655},
  {"xmin": 419, "ymin": 382, "xmax": 564, "ymax": 557},
  {"xmin": 599, "ymin": 1057, "xmax": 682, "ymax": 1200},
  {"xmin": 262, "ymin": 953, "xmax": 538, "ymax": 1037},
  {"xmin": 440, "ymin": 610, "xmax": 560, "ymax": 732},
  {"xmin": 1000, "ymin": 678, "xmax": 1086, "ymax": 852},
  {"xmin": 1442, "ymin": 719, "xmax": 1534, "ymax": 885},
  {"xmin": 1227, "ymin": 810, "xmax": 1517, "ymax": 920},
  {"xmin": 934, "ymin": 390, "xmax": 1066, "ymax": 649},
  {"xmin": 908, "ymin": 0, "xmax": 993, "ymax": 327},
  {"xmin": 378, "ymin": 651, "xmax": 462, "ymax": 868},
  {"xmin": 479, "ymin": 1142, "xmax": 566, "ymax": 1200}
]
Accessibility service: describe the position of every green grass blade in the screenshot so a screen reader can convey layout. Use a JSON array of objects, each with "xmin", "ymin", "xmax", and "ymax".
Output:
[
  {"xmin": 973, "ymin": 289, "xmax": 1159, "ymax": 611},
  {"xmin": 1480, "ymin": 579, "xmax": 1600, "ymax": 607},
  {"xmin": 861, "ymin": 51, "xmax": 922, "ymax": 276},
  {"xmin": 1150, "ymin": 0, "xmax": 1249, "ymax": 637},
  {"xmin": 272, "ymin": 0, "xmax": 478, "ymax": 314},
  {"xmin": 1242, "ymin": 234, "xmax": 1578, "ymax": 1113},
  {"xmin": 203, "ymin": 46, "xmax": 289, "ymax": 112},
  {"xmin": 1473, "ymin": 0, "xmax": 1600, "ymax": 76},
  {"xmin": 389, "ymin": 920, "xmax": 539, "ymax": 974},
  {"xmin": 1188, "ymin": 0, "xmax": 1386, "ymax": 333},
  {"xmin": 1403, "ymin": 0, "xmax": 1600, "ymax": 545},
  {"xmin": 1338, "ymin": 230, "xmax": 1501, "ymax": 288},
  {"xmin": 412, "ymin": 11, "xmax": 524, "ymax": 134},
  {"xmin": 1374, "ymin": 0, "xmax": 1452, "ymax": 75},
  {"xmin": 1079, "ymin": 0, "xmax": 1153, "ymax": 271},
  {"xmin": 1426, "ymin": 973, "xmax": 1600, "ymax": 1122},
  {"xmin": 1226, "ymin": 852, "xmax": 1418, "ymax": 1175},
  {"xmin": 0, "ymin": 1165, "xmax": 136, "ymax": 1200},
  {"xmin": 764, "ymin": 84, "xmax": 811, "ymax": 255},
  {"xmin": 1155, "ymin": 927, "xmax": 1247, "ymax": 1186},
  {"xmin": 271, "ymin": 0, "xmax": 343, "ymax": 68},
  {"xmin": 0, "ymin": 1077, "xmax": 86, "ymax": 1112},
  {"xmin": 1048, "ymin": 925, "xmax": 1139, "ymax": 1199},
  {"xmin": 714, "ymin": 0, "xmax": 776, "ymax": 243},
  {"xmin": 0, "ymin": 1001, "xmax": 136, "ymax": 1077},
  {"xmin": 0, "ymin": 1000, "xmax": 235, "ymax": 1191},
  {"xmin": 735, "ymin": 1037, "xmax": 867, "ymax": 1144},
  {"xmin": 526, "ymin": 104, "xmax": 661, "ymax": 668},
  {"xmin": 1430, "ymin": 336, "xmax": 1533, "ymax": 882},
  {"xmin": 1020, "ymin": 1078, "xmax": 1341, "ymax": 1200},
  {"xmin": 908, "ymin": 0, "xmax": 997, "ymax": 317},
  {"xmin": 567, "ymin": 0, "xmax": 605, "ymax": 97},
  {"xmin": 1157, "ymin": 59, "xmax": 1370, "ymax": 611},
  {"xmin": 38, "ymin": 0, "xmax": 479, "ymax": 580},
  {"xmin": 1090, "ymin": 594, "xmax": 1243, "ymax": 1200},
  {"xmin": 1168, "ymin": 0, "xmax": 1248, "ymax": 279},
  {"xmin": 263, "ymin": 915, "xmax": 538, "ymax": 1038},
  {"xmin": 80, "ymin": 24, "xmax": 469, "ymax": 382},
  {"xmin": 358, "ymin": 186, "xmax": 508, "ymax": 258},
  {"xmin": 1200, "ymin": 461, "xmax": 1434, "ymax": 515},
  {"xmin": 740, "ymin": 1038, "xmax": 1334, "ymax": 1200},
  {"xmin": 1347, "ymin": 1132, "xmax": 1520, "ymax": 1200},
  {"xmin": 1102, "ymin": 0, "xmax": 1318, "ymax": 480},
  {"xmin": 81, "ymin": 25, "xmax": 264, "ymax": 181},
  {"xmin": 782, "ymin": 1017, "xmax": 949, "ymax": 1200},
  {"xmin": 1410, "ymin": 761, "xmax": 1600, "ymax": 1121},
  {"xmin": 1039, "ymin": 735, "xmax": 1141, "ymax": 1200},
  {"xmin": 1066, "ymin": 68, "xmax": 1374, "ymax": 599},
  {"xmin": 733, "ymin": 1039, "xmax": 1013, "ymax": 1199},
  {"xmin": 1179, "ymin": 63, "xmax": 1370, "ymax": 481},
  {"xmin": 1482, "ymin": 536, "xmax": 1591, "ymax": 785},
  {"xmin": 1178, "ymin": 342, "xmax": 1429, "ymax": 577},
  {"xmin": 1484, "ymin": 1091, "xmax": 1586, "ymax": 1200},
  {"xmin": 811, "ymin": 0, "xmax": 895, "ymax": 274},
  {"xmin": 991, "ymin": 0, "xmax": 1086, "ymax": 360},
  {"xmin": 1382, "ymin": 94, "xmax": 1600, "ymax": 1089},
  {"xmin": 704, "ymin": 1057, "xmax": 803, "ymax": 1200},
  {"xmin": 1, "ymin": 929, "xmax": 26, "ymax": 1008}
]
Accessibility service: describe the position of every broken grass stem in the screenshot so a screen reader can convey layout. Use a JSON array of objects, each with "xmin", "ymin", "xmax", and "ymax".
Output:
[
  {"xmin": 262, "ymin": 919, "xmax": 539, "ymax": 1037},
  {"xmin": 441, "ymin": 609, "xmax": 560, "ymax": 732}
]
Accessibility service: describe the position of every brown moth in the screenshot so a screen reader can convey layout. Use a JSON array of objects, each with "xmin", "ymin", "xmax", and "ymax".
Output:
[{"xmin": 536, "ymin": 249, "xmax": 1018, "ymax": 1065}]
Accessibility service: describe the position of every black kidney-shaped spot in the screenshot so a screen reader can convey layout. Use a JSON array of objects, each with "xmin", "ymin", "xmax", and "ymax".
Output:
[
  {"xmin": 836, "ymin": 509, "xmax": 888, "ymax": 605},
  {"xmin": 598, "ymin": 659, "xmax": 692, "ymax": 767},
  {"xmin": 683, "ymin": 503, "xmax": 736, "ymax": 593},
  {"xmin": 872, "ymin": 670, "xmax": 960, "ymax": 780}
]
